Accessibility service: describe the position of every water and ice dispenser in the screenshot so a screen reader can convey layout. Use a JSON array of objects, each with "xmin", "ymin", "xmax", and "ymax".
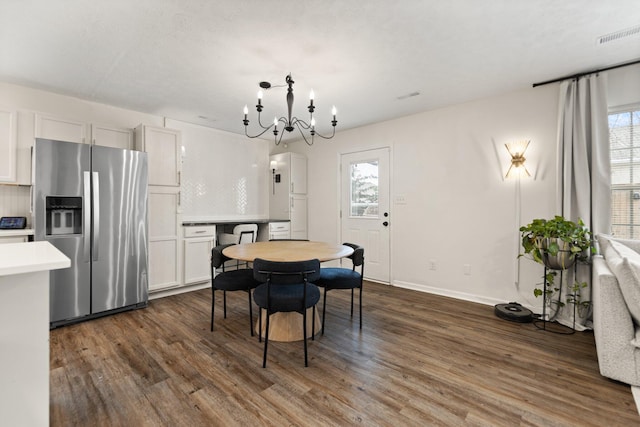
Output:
[{"xmin": 46, "ymin": 196, "xmax": 82, "ymax": 235}]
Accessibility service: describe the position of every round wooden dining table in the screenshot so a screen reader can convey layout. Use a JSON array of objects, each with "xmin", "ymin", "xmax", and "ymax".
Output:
[
  {"xmin": 222, "ymin": 240, "xmax": 354, "ymax": 342},
  {"xmin": 222, "ymin": 240, "xmax": 354, "ymax": 263}
]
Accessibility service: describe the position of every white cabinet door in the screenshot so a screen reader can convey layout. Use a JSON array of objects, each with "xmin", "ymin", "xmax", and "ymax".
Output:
[
  {"xmin": 183, "ymin": 225, "xmax": 215, "ymax": 285},
  {"xmin": 290, "ymin": 195, "xmax": 308, "ymax": 240},
  {"xmin": 0, "ymin": 109, "xmax": 17, "ymax": 182},
  {"xmin": 135, "ymin": 125, "xmax": 181, "ymax": 187},
  {"xmin": 184, "ymin": 237, "xmax": 214, "ymax": 284},
  {"xmin": 35, "ymin": 114, "xmax": 86, "ymax": 144},
  {"xmin": 16, "ymin": 111, "xmax": 35, "ymax": 185},
  {"xmin": 290, "ymin": 153, "xmax": 307, "ymax": 194},
  {"xmin": 148, "ymin": 187, "xmax": 181, "ymax": 292},
  {"xmin": 91, "ymin": 124, "xmax": 133, "ymax": 150}
]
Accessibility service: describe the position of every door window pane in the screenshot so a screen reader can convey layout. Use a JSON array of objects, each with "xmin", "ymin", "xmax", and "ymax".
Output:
[{"xmin": 350, "ymin": 160, "xmax": 379, "ymax": 217}]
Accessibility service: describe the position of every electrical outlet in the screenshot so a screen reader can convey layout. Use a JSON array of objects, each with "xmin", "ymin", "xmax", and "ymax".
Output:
[
  {"xmin": 463, "ymin": 264, "xmax": 471, "ymax": 275},
  {"xmin": 429, "ymin": 259, "xmax": 437, "ymax": 270}
]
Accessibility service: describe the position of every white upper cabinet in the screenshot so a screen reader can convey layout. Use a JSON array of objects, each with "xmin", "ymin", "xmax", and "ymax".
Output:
[
  {"xmin": 91, "ymin": 124, "xmax": 133, "ymax": 150},
  {"xmin": 0, "ymin": 108, "xmax": 17, "ymax": 183},
  {"xmin": 34, "ymin": 114, "xmax": 86, "ymax": 144},
  {"xmin": 135, "ymin": 125, "xmax": 181, "ymax": 187},
  {"xmin": 269, "ymin": 152, "xmax": 308, "ymax": 239},
  {"xmin": 290, "ymin": 152, "xmax": 307, "ymax": 194}
]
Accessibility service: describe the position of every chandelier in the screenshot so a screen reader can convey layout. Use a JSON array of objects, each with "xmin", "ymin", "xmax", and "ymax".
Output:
[{"xmin": 242, "ymin": 74, "xmax": 337, "ymax": 145}]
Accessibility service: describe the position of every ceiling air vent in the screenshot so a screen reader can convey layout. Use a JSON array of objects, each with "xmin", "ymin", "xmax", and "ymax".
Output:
[
  {"xmin": 597, "ymin": 24, "xmax": 640, "ymax": 45},
  {"xmin": 397, "ymin": 91, "xmax": 420, "ymax": 100}
]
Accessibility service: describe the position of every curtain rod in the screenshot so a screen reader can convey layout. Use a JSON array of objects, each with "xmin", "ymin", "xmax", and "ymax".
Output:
[{"xmin": 532, "ymin": 58, "xmax": 640, "ymax": 88}]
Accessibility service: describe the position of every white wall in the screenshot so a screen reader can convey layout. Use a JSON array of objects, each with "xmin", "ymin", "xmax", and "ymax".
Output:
[
  {"xmin": 277, "ymin": 84, "xmax": 558, "ymax": 307},
  {"xmin": 276, "ymin": 64, "xmax": 640, "ymax": 309}
]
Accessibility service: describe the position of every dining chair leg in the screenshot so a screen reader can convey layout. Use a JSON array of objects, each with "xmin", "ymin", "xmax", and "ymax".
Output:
[
  {"xmin": 210, "ymin": 288, "xmax": 215, "ymax": 332},
  {"xmin": 248, "ymin": 291, "xmax": 254, "ymax": 337},
  {"xmin": 321, "ymin": 288, "xmax": 328, "ymax": 335},
  {"xmin": 359, "ymin": 286, "xmax": 363, "ymax": 329},
  {"xmin": 263, "ymin": 309, "xmax": 270, "ymax": 368},
  {"xmin": 311, "ymin": 305, "xmax": 316, "ymax": 341},
  {"xmin": 303, "ymin": 306, "xmax": 308, "ymax": 367},
  {"xmin": 350, "ymin": 288, "xmax": 354, "ymax": 318},
  {"xmin": 258, "ymin": 308, "xmax": 262, "ymax": 343},
  {"xmin": 223, "ymin": 291, "xmax": 227, "ymax": 318}
]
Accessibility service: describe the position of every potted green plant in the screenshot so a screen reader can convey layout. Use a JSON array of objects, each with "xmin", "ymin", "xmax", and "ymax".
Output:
[{"xmin": 519, "ymin": 216, "xmax": 594, "ymax": 315}]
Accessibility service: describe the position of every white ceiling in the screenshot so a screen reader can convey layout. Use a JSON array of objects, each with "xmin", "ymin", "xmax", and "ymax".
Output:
[{"xmin": 1, "ymin": 1, "xmax": 639, "ymax": 141}]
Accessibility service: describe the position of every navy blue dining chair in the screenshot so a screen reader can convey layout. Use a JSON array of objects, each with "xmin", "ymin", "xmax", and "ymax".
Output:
[
  {"xmin": 210, "ymin": 244, "xmax": 260, "ymax": 335},
  {"xmin": 252, "ymin": 258, "xmax": 321, "ymax": 368},
  {"xmin": 315, "ymin": 243, "xmax": 364, "ymax": 334}
]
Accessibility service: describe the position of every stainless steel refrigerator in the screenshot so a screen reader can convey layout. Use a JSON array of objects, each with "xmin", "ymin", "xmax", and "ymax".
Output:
[{"xmin": 33, "ymin": 138, "xmax": 149, "ymax": 327}]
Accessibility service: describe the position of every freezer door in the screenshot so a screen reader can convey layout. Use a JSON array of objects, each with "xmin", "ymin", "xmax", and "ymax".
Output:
[
  {"xmin": 34, "ymin": 138, "xmax": 91, "ymax": 323},
  {"xmin": 91, "ymin": 146, "xmax": 149, "ymax": 313}
]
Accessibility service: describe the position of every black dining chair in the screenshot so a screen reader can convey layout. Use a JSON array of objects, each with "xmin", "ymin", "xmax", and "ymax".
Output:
[
  {"xmin": 252, "ymin": 258, "xmax": 321, "ymax": 368},
  {"xmin": 210, "ymin": 244, "xmax": 260, "ymax": 335},
  {"xmin": 315, "ymin": 243, "xmax": 365, "ymax": 334}
]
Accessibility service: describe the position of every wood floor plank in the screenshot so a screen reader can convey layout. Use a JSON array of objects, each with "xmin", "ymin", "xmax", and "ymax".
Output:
[{"xmin": 50, "ymin": 281, "xmax": 639, "ymax": 426}]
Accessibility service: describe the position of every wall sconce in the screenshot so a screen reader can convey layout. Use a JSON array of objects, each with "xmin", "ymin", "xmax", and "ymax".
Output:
[
  {"xmin": 505, "ymin": 140, "xmax": 531, "ymax": 179},
  {"xmin": 270, "ymin": 160, "xmax": 278, "ymax": 194}
]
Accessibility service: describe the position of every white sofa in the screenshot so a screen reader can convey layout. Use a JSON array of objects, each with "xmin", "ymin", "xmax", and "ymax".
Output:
[{"xmin": 593, "ymin": 234, "xmax": 640, "ymax": 386}]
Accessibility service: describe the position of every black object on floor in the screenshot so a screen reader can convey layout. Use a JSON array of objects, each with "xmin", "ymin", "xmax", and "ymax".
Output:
[{"xmin": 494, "ymin": 302, "xmax": 533, "ymax": 323}]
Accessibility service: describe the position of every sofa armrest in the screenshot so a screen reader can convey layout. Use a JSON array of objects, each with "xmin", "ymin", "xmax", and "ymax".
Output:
[{"xmin": 592, "ymin": 255, "xmax": 640, "ymax": 385}]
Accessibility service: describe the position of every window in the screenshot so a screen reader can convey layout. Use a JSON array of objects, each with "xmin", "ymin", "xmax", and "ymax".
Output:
[
  {"xmin": 349, "ymin": 160, "xmax": 379, "ymax": 217},
  {"xmin": 610, "ymin": 106, "xmax": 640, "ymax": 238}
]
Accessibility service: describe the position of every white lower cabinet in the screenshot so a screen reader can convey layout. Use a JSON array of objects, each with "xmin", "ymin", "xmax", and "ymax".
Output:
[
  {"xmin": 269, "ymin": 222, "xmax": 291, "ymax": 240},
  {"xmin": 0, "ymin": 230, "xmax": 33, "ymax": 244},
  {"xmin": 290, "ymin": 195, "xmax": 308, "ymax": 240},
  {"xmin": 0, "ymin": 236, "xmax": 28, "ymax": 244},
  {"xmin": 183, "ymin": 225, "xmax": 215, "ymax": 285}
]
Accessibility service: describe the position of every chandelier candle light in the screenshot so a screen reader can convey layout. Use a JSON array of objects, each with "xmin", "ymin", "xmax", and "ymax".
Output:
[{"xmin": 243, "ymin": 74, "xmax": 337, "ymax": 145}]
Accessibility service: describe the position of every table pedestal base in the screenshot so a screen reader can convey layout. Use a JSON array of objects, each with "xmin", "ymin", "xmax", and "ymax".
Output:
[{"xmin": 255, "ymin": 308, "xmax": 321, "ymax": 342}]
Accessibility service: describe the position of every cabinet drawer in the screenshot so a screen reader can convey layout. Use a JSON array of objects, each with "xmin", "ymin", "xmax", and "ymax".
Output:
[
  {"xmin": 184, "ymin": 225, "xmax": 216, "ymax": 238},
  {"xmin": 269, "ymin": 222, "xmax": 290, "ymax": 232}
]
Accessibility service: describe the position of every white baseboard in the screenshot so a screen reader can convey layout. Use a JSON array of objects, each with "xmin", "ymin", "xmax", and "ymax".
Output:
[
  {"xmin": 150, "ymin": 282, "xmax": 210, "ymax": 300},
  {"xmin": 392, "ymin": 280, "xmax": 527, "ymax": 309},
  {"xmin": 632, "ymin": 386, "xmax": 640, "ymax": 415}
]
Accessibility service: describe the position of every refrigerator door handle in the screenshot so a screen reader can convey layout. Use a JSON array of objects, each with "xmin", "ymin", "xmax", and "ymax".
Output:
[
  {"xmin": 83, "ymin": 171, "xmax": 91, "ymax": 262},
  {"xmin": 92, "ymin": 171, "xmax": 100, "ymax": 261}
]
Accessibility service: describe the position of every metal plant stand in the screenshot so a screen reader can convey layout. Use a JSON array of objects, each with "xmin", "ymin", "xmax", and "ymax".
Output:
[{"xmin": 533, "ymin": 262, "xmax": 577, "ymax": 335}]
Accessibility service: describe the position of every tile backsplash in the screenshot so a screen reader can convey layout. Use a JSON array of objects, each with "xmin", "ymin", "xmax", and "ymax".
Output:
[{"xmin": 0, "ymin": 185, "xmax": 31, "ymax": 226}]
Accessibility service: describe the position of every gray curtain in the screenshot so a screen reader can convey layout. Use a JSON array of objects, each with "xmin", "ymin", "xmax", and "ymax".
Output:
[{"xmin": 555, "ymin": 73, "xmax": 610, "ymax": 330}]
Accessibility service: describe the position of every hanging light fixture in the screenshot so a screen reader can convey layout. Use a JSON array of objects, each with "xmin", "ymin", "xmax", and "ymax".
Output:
[
  {"xmin": 505, "ymin": 140, "xmax": 531, "ymax": 178},
  {"xmin": 242, "ymin": 74, "xmax": 337, "ymax": 145}
]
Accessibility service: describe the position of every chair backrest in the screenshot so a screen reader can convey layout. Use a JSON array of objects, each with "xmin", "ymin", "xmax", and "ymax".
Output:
[
  {"xmin": 233, "ymin": 224, "xmax": 258, "ymax": 244},
  {"xmin": 343, "ymin": 242, "xmax": 365, "ymax": 268},
  {"xmin": 211, "ymin": 244, "xmax": 234, "ymax": 269},
  {"xmin": 253, "ymin": 258, "xmax": 321, "ymax": 284}
]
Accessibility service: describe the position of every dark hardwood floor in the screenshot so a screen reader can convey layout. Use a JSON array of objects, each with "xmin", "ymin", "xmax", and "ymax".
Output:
[{"xmin": 50, "ymin": 281, "xmax": 639, "ymax": 426}]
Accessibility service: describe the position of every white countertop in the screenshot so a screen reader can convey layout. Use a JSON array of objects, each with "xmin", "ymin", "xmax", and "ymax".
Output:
[
  {"xmin": 0, "ymin": 241, "xmax": 70, "ymax": 276},
  {"xmin": 0, "ymin": 228, "xmax": 34, "ymax": 237}
]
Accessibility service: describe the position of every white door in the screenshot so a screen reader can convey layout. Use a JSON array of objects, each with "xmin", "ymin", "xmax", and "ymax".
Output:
[{"xmin": 341, "ymin": 148, "xmax": 390, "ymax": 283}]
